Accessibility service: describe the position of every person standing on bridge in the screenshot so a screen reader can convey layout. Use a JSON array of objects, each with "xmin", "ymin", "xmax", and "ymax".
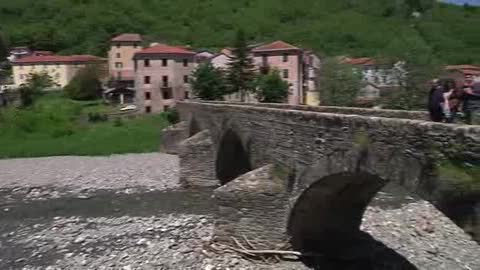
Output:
[
  {"xmin": 428, "ymin": 79, "xmax": 447, "ymax": 122},
  {"xmin": 463, "ymin": 77, "xmax": 480, "ymax": 125}
]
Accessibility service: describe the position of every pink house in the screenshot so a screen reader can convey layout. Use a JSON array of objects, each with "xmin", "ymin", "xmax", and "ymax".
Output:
[
  {"xmin": 134, "ymin": 44, "xmax": 196, "ymax": 113},
  {"xmin": 211, "ymin": 41, "xmax": 321, "ymax": 105}
]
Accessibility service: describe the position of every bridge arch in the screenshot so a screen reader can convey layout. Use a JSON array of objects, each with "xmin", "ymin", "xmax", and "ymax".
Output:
[
  {"xmin": 215, "ymin": 129, "xmax": 251, "ymax": 185},
  {"xmin": 288, "ymin": 172, "xmax": 388, "ymax": 254},
  {"xmin": 188, "ymin": 117, "xmax": 201, "ymax": 137}
]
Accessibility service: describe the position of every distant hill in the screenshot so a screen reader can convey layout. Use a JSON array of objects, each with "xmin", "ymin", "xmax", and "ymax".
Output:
[{"xmin": 0, "ymin": 0, "xmax": 479, "ymax": 64}]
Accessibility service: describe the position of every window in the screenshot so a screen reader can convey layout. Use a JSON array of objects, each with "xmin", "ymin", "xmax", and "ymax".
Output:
[
  {"xmin": 262, "ymin": 54, "xmax": 268, "ymax": 65},
  {"xmin": 162, "ymin": 76, "xmax": 168, "ymax": 87},
  {"xmin": 183, "ymin": 59, "xmax": 188, "ymax": 67},
  {"xmin": 144, "ymin": 59, "xmax": 150, "ymax": 67},
  {"xmin": 134, "ymin": 60, "xmax": 138, "ymax": 71},
  {"xmin": 144, "ymin": 76, "xmax": 151, "ymax": 84},
  {"xmin": 283, "ymin": 54, "xmax": 289, "ymax": 62},
  {"xmin": 283, "ymin": 69, "xmax": 289, "ymax": 79},
  {"xmin": 184, "ymin": 91, "xmax": 189, "ymax": 99},
  {"xmin": 162, "ymin": 88, "xmax": 172, "ymax": 99},
  {"xmin": 164, "ymin": 105, "xmax": 170, "ymax": 111},
  {"xmin": 116, "ymin": 44, "xmax": 121, "ymax": 48},
  {"xmin": 115, "ymin": 62, "xmax": 123, "ymax": 68},
  {"xmin": 145, "ymin": 106, "xmax": 152, "ymax": 113},
  {"xmin": 116, "ymin": 53, "xmax": 121, "ymax": 58},
  {"xmin": 183, "ymin": 75, "xmax": 189, "ymax": 83},
  {"xmin": 162, "ymin": 59, "xmax": 168, "ymax": 66},
  {"xmin": 134, "ymin": 43, "xmax": 138, "ymax": 48},
  {"xmin": 145, "ymin": 92, "xmax": 151, "ymax": 100}
]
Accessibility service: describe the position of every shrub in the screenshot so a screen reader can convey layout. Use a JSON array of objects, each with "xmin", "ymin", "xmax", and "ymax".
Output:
[
  {"xmin": 165, "ymin": 108, "xmax": 179, "ymax": 124},
  {"xmin": 87, "ymin": 112, "xmax": 108, "ymax": 123},
  {"xmin": 64, "ymin": 65, "xmax": 103, "ymax": 101}
]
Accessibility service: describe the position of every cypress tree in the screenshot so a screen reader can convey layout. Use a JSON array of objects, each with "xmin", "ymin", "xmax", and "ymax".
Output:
[{"xmin": 226, "ymin": 29, "xmax": 256, "ymax": 102}]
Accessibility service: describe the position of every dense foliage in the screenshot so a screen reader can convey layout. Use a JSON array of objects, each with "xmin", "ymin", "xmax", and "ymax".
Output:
[
  {"xmin": 64, "ymin": 65, "xmax": 102, "ymax": 100},
  {"xmin": 18, "ymin": 72, "xmax": 54, "ymax": 107},
  {"xmin": 1, "ymin": 0, "xmax": 477, "ymax": 64},
  {"xmin": 256, "ymin": 70, "xmax": 289, "ymax": 103},
  {"xmin": 191, "ymin": 63, "xmax": 227, "ymax": 100},
  {"xmin": 320, "ymin": 58, "xmax": 363, "ymax": 106}
]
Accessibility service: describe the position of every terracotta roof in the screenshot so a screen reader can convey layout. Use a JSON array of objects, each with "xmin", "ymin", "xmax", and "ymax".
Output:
[
  {"xmin": 463, "ymin": 69, "xmax": 480, "ymax": 75},
  {"xmin": 13, "ymin": 55, "xmax": 103, "ymax": 64},
  {"xmin": 252, "ymin": 41, "xmax": 300, "ymax": 52},
  {"xmin": 135, "ymin": 44, "xmax": 196, "ymax": 55},
  {"xmin": 342, "ymin": 57, "xmax": 376, "ymax": 65},
  {"xmin": 111, "ymin": 33, "xmax": 143, "ymax": 42},
  {"xmin": 32, "ymin": 51, "xmax": 54, "ymax": 56},
  {"xmin": 445, "ymin": 65, "xmax": 480, "ymax": 71}
]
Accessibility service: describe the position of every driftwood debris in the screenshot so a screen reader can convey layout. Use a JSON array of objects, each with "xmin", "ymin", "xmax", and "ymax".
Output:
[{"xmin": 208, "ymin": 235, "xmax": 323, "ymax": 263}]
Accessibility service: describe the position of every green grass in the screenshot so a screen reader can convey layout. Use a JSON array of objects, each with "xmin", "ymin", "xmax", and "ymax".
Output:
[{"xmin": 0, "ymin": 92, "xmax": 170, "ymax": 158}]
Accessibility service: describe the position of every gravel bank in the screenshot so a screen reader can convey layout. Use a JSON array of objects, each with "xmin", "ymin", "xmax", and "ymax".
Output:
[{"xmin": 0, "ymin": 153, "xmax": 479, "ymax": 269}]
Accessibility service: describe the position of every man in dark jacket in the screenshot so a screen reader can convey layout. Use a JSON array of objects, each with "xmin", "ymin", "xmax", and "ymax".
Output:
[{"xmin": 428, "ymin": 80, "xmax": 446, "ymax": 122}]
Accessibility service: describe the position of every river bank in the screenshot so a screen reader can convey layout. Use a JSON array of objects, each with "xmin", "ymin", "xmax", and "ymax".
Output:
[{"xmin": 0, "ymin": 153, "xmax": 478, "ymax": 269}]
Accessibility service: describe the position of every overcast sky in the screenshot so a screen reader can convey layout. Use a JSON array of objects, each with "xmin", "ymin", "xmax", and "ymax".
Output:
[{"xmin": 442, "ymin": 0, "xmax": 480, "ymax": 5}]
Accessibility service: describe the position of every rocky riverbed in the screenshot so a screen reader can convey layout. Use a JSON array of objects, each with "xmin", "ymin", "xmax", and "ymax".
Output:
[{"xmin": 0, "ymin": 153, "xmax": 479, "ymax": 270}]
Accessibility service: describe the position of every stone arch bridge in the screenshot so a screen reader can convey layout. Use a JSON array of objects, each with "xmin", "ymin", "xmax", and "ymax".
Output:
[{"xmin": 163, "ymin": 101, "xmax": 480, "ymax": 256}]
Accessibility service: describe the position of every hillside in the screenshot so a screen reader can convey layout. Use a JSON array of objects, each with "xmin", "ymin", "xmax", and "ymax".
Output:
[{"xmin": 0, "ymin": 0, "xmax": 479, "ymax": 64}]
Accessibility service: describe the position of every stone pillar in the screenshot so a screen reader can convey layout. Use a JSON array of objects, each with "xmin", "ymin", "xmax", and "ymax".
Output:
[
  {"xmin": 213, "ymin": 165, "xmax": 290, "ymax": 250},
  {"xmin": 179, "ymin": 130, "xmax": 217, "ymax": 187},
  {"xmin": 161, "ymin": 121, "xmax": 188, "ymax": 154}
]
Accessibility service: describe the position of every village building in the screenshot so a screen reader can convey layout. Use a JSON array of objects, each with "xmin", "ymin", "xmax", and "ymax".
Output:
[
  {"xmin": 134, "ymin": 44, "xmax": 195, "ymax": 113},
  {"xmin": 341, "ymin": 57, "xmax": 405, "ymax": 102},
  {"xmin": 108, "ymin": 33, "xmax": 144, "ymax": 87},
  {"xmin": 7, "ymin": 47, "xmax": 54, "ymax": 62},
  {"xmin": 11, "ymin": 55, "xmax": 106, "ymax": 88},
  {"xmin": 445, "ymin": 65, "xmax": 480, "ymax": 87},
  {"xmin": 210, "ymin": 42, "xmax": 321, "ymax": 105}
]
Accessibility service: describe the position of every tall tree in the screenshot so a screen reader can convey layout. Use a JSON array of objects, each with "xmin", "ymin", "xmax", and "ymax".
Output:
[
  {"xmin": 191, "ymin": 62, "xmax": 227, "ymax": 100},
  {"xmin": 64, "ymin": 65, "xmax": 103, "ymax": 100},
  {"xmin": 380, "ymin": 31, "xmax": 440, "ymax": 110},
  {"xmin": 256, "ymin": 69, "xmax": 289, "ymax": 103},
  {"xmin": 226, "ymin": 29, "xmax": 256, "ymax": 102},
  {"xmin": 319, "ymin": 58, "xmax": 362, "ymax": 106},
  {"xmin": 18, "ymin": 72, "xmax": 54, "ymax": 107},
  {"xmin": 0, "ymin": 31, "xmax": 8, "ymax": 62}
]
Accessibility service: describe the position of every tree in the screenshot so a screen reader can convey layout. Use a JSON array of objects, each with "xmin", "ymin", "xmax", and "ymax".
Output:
[
  {"xmin": 226, "ymin": 29, "xmax": 256, "ymax": 102},
  {"xmin": 64, "ymin": 65, "xmax": 103, "ymax": 100},
  {"xmin": 191, "ymin": 62, "xmax": 227, "ymax": 100},
  {"xmin": 0, "ymin": 31, "xmax": 7, "ymax": 62},
  {"xmin": 256, "ymin": 69, "xmax": 289, "ymax": 103},
  {"xmin": 18, "ymin": 72, "xmax": 53, "ymax": 107},
  {"xmin": 319, "ymin": 58, "xmax": 362, "ymax": 106},
  {"xmin": 380, "ymin": 32, "xmax": 440, "ymax": 110}
]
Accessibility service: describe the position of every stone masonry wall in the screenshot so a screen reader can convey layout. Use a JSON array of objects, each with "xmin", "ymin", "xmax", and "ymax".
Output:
[
  {"xmin": 199, "ymin": 101, "xmax": 429, "ymax": 120},
  {"xmin": 213, "ymin": 165, "xmax": 291, "ymax": 249},
  {"xmin": 177, "ymin": 101, "xmax": 480, "ymax": 203},
  {"xmin": 178, "ymin": 130, "xmax": 217, "ymax": 187}
]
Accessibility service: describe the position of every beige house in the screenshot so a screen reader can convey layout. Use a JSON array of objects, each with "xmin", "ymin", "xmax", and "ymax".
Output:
[
  {"xmin": 108, "ymin": 33, "xmax": 143, "ymax": 82},
  {"xmin": 12, "ymin": 55, "xmax": 106, "ymax": 88},
  {"xmin": 134, "ymin": 44, "xmax": 195, "ymax": 113}
]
